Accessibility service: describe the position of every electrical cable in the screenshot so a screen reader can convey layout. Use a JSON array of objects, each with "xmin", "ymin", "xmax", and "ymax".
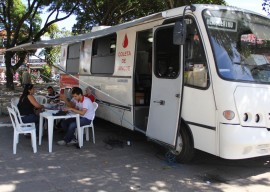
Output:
[
  {"xmin": 165, "ymin": 150, "xmax": 177, "ymax": 165},
  {"xmin": 103, "ymin": 137, "xmax": 125, "ymax": 150}
]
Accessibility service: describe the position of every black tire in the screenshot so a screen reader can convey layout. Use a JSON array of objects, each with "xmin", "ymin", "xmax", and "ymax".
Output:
[{"xmin": 175, "ymin": 124, "xmax": 195, "ymax": 163}]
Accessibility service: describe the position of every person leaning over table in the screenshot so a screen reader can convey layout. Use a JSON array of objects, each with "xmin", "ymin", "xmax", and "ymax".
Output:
[
  {"xmin": 57, "ymin": 87, "xmax": 95, "ymax": 146},
  {"xmin": 17, "ymin": 84, "xmax": 44, "ymax": 133}
]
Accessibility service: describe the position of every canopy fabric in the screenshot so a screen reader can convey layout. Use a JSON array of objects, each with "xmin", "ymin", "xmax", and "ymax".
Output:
[{"xmin": 6, "ymin": 12, "xmax": 163, "ymax": 52}]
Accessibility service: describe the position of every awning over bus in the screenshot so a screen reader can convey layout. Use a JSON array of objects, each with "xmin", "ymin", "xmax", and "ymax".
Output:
[{"xmin": 6, "ymin": 12, "xmax": 163, "ymax": 52}]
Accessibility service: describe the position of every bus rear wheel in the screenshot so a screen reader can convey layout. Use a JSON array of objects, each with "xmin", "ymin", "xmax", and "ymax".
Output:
[{"xmin": 172, "ymin": 124, "xmax": 195, "ymax": 163}]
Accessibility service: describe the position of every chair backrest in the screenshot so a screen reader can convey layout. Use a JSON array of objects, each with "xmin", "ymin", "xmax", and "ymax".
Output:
[
  {"xmin": 34, "ymin": 95, "xmax": 47, "ymax": 105},
  {"xmin": 7, "ymin": 107, "xmax": 22, "ymax": 132},
  {"xmin": 11, "ymin": 103, "xmax": 23, "ymax": 124},
  {"xmin": 92, "ymin": 102, "xmax": 98, "ymax": 120},
  {"xmin": 93, "ymin": 102, "xmax": 98, "ymax": 111},
  {"xmin": 11, "ymin": 97, "xmax": 20, "ymax": 106}
]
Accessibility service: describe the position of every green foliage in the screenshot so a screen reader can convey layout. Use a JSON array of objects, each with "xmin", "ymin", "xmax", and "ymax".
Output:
[
  {"xmin": 37, "ymin": 25, "xmax": 72, "ymax": 80},
  {"xmin": 72, "ymin": 0, "xmax": 165, "ymax": 33},
  {"xmin": 40, "ymin": 64, "xmax": 52, "ymax": 83},
  {"xmin": 166, "ymin": 0, "xmax": 226, "ymax": 8},
  {"xmin": 2, "ymin": 0, "xmax": 42, "ymax": 44},
  {"xmin": 262, "ymin": 0, "xmax": 270, "ymax": 14},
  {"xmin": 39, "ymin": 26, "xmax": 71, "ymax": 71},
  {"xmin": 72, "ymin": 0, "xmax": 226, "ymax": 34},
  {"xmin": 0, "ymin": 0, "xmax": 80, "ymax": 89}
]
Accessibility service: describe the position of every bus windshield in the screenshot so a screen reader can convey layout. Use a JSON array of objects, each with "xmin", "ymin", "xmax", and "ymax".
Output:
[{"xmin": 203, "ymin": 9, "xmax": 270, "ymax": 83}]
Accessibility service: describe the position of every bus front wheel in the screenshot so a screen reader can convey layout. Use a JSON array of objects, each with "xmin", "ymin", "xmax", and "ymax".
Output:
[{"xmin": 173, "ymin": 124, "xmax": 195, "ymax": 163}]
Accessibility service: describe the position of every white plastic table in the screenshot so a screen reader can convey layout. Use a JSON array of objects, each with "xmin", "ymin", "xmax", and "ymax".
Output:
[{"xmin": 39, "ymin": 111, "xmax": 81, "ymax": 152}]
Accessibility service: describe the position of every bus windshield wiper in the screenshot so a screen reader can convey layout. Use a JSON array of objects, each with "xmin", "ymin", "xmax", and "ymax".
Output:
[
  {"xmin": 252, "ymin": 63, "xmax": 270, "ymax": 71},
  {"xmin": 233, "ymin": 62, "xmax": 250, "ymax": 66}
]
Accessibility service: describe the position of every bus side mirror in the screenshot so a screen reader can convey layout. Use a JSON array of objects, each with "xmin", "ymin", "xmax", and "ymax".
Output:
[{"xmin": 173, "ymin": 21, "xmax": 186, "ymax": 45}]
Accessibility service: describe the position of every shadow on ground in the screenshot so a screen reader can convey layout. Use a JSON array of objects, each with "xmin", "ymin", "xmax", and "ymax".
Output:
[{"xmin": 0, "ymin": 116, "xmax": 270, "ymax": 192}]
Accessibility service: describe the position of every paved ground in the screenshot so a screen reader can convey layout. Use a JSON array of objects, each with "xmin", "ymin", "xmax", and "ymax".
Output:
[
  {"xmin": 0, "ymin": 115, "xmax": 180, "ymax": 192},
  {"xmin": 1, "ymin": 113, "xmax": 270, "ymax": 192},
  {"xmin": 0, "ymin": 83, "xmax": 270, "ymax": 192}
]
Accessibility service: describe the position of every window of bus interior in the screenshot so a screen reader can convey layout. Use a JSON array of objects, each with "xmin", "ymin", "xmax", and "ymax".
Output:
[
  {"xmin": 66, "ymin": 42, "xmax": 80, "ymax": 74},
  {"xmin": 135, "ymin": 29, "xmax": 152, "ymax": 76},
  {"xmin": 91, "ymin": 33, "xmax": 116, "ymax": 74},
  {"xmin": 203, "ymin": 9, "xmax": 270, "ymax": 83},
  {"xmin": 154, "ymin": 25, "xmax": 180, "ymax": 79},
  {"xmin": 184, "ymin": 18, "xmax": 208, "ymax": 88}
]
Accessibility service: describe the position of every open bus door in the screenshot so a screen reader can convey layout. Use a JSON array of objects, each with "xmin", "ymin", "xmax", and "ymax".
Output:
[{"xmin": 146, "ymin": 24, "xmax": 183, "ymax": 146}]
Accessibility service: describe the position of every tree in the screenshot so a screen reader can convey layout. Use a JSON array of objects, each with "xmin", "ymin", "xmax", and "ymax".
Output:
[
  {"xmin": 0, "ymin": 0, "xmax": 79, "ymax": 89},
  {"xmin": 38, "ymin": 24, "xmax": 72, "ymax": 81},
  {"xmin": 72, "ymin": 0, "xmax": 165, "ymax": 34},
  {"xmin": 262, "ymin": 0, "xmax": 270, "ymax": 14},
  {"xmin": 164, "ymin": 0, "xmax": 226, "ymax": 9},
  {"xmin": 40, "ymin": 24, "xmax": 71, "ymax": 66},
  {"xmin": 72, "ymin": 0, "xmax": 226, "ymax": 34}
]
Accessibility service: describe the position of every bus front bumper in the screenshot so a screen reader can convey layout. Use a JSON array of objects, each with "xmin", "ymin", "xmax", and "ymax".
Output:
[{"xmin": 219, "ymin": 123, "xmax": 270, "ymax": 159}]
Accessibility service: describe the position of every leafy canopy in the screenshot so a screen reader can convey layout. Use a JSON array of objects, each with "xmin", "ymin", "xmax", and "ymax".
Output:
[
  {"xmin": 262, "ymin": 0, "xmax": 270, "ymax": 14},
  {"xmin": 72, "ymin": 0, "xmax": 226, "ymax": 34},
  {"xmin": 0, "ymin": 0, "xmax": 79, "ymax": 89}
]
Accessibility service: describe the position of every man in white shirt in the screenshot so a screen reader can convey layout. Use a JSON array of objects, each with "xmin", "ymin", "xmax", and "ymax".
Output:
[{"xmin": 57, "ymin": 87, "xmax": 95, "ymax": 146}]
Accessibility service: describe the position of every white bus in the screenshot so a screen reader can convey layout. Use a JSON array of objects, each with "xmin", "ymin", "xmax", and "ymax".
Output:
[{"xmin": 8, "ymin": 4, "xmax": 270, "ymax": 162}]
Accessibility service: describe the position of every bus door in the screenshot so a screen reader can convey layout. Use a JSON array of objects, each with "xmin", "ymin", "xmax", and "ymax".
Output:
[{"xmin": 146, "ymin": 24, "xmax": 183, "ymax": 146}]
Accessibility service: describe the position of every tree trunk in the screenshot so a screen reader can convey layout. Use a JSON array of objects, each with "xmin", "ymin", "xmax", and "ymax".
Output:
[{"xmin": 5, "ymin": 52, "xmax": 15, "ymax": 90}]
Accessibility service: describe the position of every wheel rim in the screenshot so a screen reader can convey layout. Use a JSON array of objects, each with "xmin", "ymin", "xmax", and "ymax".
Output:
[{"xmin": 171, "ymin": 134, "xmax": 183, "ymax": 155}]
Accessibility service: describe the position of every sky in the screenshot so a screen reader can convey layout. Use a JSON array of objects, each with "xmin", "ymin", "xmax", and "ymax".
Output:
[
  {"xmin": 41, "ymin": 13, "xmax": 77, "ymax": 31},
  {"xmin": 41, "ymin": 0, "xmax": 267, "ymax": 31},
  {"xmin": 225, "ymin": 0, "xmax": 267, "ymax": 16}
]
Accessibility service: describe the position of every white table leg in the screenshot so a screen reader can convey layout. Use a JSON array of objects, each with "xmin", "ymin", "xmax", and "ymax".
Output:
[
  {"xmin": 48, "ymin": 117, "xmax": 54, "ymax": 153},
  {"xmin": 39, "ymin": 115, "xmax": 44, "ymax": 145}
]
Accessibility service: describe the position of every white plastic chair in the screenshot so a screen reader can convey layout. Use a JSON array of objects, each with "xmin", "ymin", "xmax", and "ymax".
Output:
[
  {"xmin": 77, "ymin": 102, "xmax": 98, "ymax": 147},
  {"xmin": 34, "ymin": 95, "xmax": 47, "ymax": 105},
  {"xmin": 11, "ymin": 102, "xmax": 36, "ymax": 138},
  {"xmin": 11, "ymin": 97, "xmax": 20, "ymax": 106},
  {"xmin": 7, "ymin": 107, "xmax": 37, "ymax": 154},
  {"xmin": 11, "ymin": 103, "xmax": 24, "ymax": 124}
]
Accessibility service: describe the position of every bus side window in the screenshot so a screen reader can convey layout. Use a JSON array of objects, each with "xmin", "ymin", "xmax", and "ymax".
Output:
[
  {"xmin": 91, "ymin": 33, "xmax": 116, "ymax": 74},
  {"xmin": 184, "ymin": 22, "xmax": 208, "ymax": 88},
  {"xmin": 66, "ymin": 42, "xmax": 80, "ymax": 74},
  {"xmin": 154, "ymin": 26, "xmax": 180, "ymax": 79}
]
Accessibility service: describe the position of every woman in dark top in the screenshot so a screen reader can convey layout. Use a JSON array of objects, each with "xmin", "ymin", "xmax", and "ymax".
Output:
[{"xmin": 17, "ymin": 84, "xmax": 44, "ymax": 131}]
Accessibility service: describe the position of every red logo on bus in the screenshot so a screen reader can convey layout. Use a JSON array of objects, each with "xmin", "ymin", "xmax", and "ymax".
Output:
[{"xmin": 122, "ymin": 34, "xmax": 128, "ymax": 48}]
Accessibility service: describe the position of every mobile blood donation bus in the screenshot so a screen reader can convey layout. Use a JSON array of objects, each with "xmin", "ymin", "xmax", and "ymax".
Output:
[{"xmin": 8, "ymin": 4, "xmax": 270, "ymax": 162}]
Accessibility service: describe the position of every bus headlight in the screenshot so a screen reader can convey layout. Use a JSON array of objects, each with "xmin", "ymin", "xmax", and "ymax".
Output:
[{"xmin": 223, "ymin": 110, "xmax": 235, "ymax": 120}]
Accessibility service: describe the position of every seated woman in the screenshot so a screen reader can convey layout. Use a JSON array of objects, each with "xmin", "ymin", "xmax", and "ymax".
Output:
[
  {"xmin": 84, "ymin": 86, "xmax": 96, "ymax": 102},
  {"xmin": 17, "ymin": 84, "xmax": 44, "ymax": 132}
]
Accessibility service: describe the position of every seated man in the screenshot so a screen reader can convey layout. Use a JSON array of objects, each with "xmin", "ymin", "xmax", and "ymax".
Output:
[
  {"xmin": 57, "ymin": 87, "xmax": 95, "ymax": 146},
  {"xmin": 46, "ymin": 86, "xmax": 60, "ymax": 103}
]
